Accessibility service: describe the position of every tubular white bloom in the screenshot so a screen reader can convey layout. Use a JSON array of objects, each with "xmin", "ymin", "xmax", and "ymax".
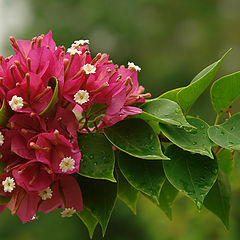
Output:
[
  {"xmin": 59, "ymin": 157, "xmax": 75, "ymax": 172},
  {"xmin": 38, "ymin": 187, "xmax": 53, "ymax": 200},
  {"xmin": 61, "ymin": 207, "xmax": 76, "ymax": 218},
  {"xmin": 0, "ymin": 132, "xmax": 4, "ymax": 146},
  {"xmin": 67, "ymin": 47, "xmax": 82, "ymax": 56},
  {"xmin": 128, "ymin": 62, "xmax": 141, "ymax": 72},
  {"xmin": 73, "ymin": 40, "xmax": 90, "ymax": 47},
  {"xmin": 9, "ymin": 95, "xmax": 24, "ymax": 111},
  {"xmin": 82, "ymin": 64, "xmax": 96, "ymax": 74},
  {"xmin": 2, "ymin": 177, "xmax": 15, "ymax": 193},
  {"xmin": 74, "ymin": 90, "xmax": 89, "ymax": 105}
]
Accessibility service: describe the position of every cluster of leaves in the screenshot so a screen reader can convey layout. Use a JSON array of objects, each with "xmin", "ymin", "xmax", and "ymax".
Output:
[{"xmin": 75, "ymin": 49, "xmax": 240, "ymax": 238}]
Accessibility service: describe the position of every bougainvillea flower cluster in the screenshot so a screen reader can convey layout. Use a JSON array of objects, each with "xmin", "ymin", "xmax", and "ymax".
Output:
[{"xmin": 0, "ymin": 31, "xmax": 149, "ymax": 223}]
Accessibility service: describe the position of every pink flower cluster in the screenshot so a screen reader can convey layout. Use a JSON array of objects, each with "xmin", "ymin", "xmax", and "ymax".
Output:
[{"xmin": 0, "ymin": 32, "xmax": 149, "ymax": 223}]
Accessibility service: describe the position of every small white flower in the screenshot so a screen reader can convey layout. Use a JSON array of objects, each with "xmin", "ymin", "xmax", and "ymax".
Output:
[
  {"xmin": 61, "ymin": 207, "xmax": 76, "ymax": 218},
  {"xmin": 67, "ymin": 47, "xmax": 82, "ymax": 56},
  {"xmin": 59, "ymin": 157, "xmax": 75, "ymax": 172},
  {"xmin": 38, "ymin": 187, "xmax": 53, "ymax": 200},
  {"xmin": 74, "ymin": 90, "xmax": 89, "ymax": 105},
  {"xmin": 2, "ymin": 177, "xmax": 15, "ymax": 193},
  {"xmin": 73, "ymin": 40, "xmax": 90, "ymax": 47},
  {"xmin": 0, "ymin": 132, "xmax": 4, "ymax": 146},
  {"xmin": 82, "ymin": 64, "xmax": 96, "ymax": 74},
  {"xmin": 9, "ymin": 95, "xmax": 24, "ymax": 111},
  {"xmin": 128, "ymin": 62, "xmax": 141, "ymax": 72}
]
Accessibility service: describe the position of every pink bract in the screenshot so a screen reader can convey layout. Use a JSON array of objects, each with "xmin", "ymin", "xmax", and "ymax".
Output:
[{"xmin": 0, "ymin": 31, "xmax": 149, "ymax": 223}]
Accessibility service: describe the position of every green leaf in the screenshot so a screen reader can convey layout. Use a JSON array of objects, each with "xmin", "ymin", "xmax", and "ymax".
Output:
[
  {"xmin": 104, "ymin": 118, "xmax": 169, "ymax": 160},
  {"xmin": 159, "ymin": 179, "xmax": 179, "ymax": 220},
  {"xmin": 216, "ymin": 149, "xmax": 233, "ymax": 177},
  {"xmin": 39, "ymin": 77, "xmax": 58, "ymax": 117},
  {"xmin": 0, "ymin": 196, "xmax": 11, "ymax": 205},
  {"xmin": 116, "ymin": 166, "xmax": 139, "ymax": 214},
  {"xmin": 146, "ymin": 120, "xmax": 161, "ymax": 135},
  {"xmin": 177, "ymin": 50, "xmax": 230, "ymax": 113},
  {"xmin": 77, "ymin": 207, "xmax": 98, "ymax": 239},
  {"xmin": 78, "ymin": 133, "xmax": 116, "ymax": 182},
  {"xmin": 0, "ymin": 161, "xmax": 6, "ymax": 175},
  {"xmin": 158, "ymin": 87, "xmax": 183, "ymax": 102},
  {"xmin": 76, "ymin": 175, "xmax": 117, "ymax": 236},
  {"xmin": 163, "ymin": 145, "xmax": 218, "ymax": 209},
  {"xmin": 211, "ymin": 71, "xmax": 240, "ymax": 114},
  {"xmin": 204, "ymin": 170, "xmax": 231, "ymax": 229},
  {"xmin": 139, "ymin": 98, "xmax": 193, "ymax": 128},
  {"xmin": 159, "ymin": 117, "xmax": 214, "ymax": 158},
  {"xmin": 0, "ymin": 99, "xmax": 11, "ymax": 127},
  {"xmin": 118, "ymin": 152, "xmax": 165, "ymax": 204},
  {"xmin": 208, "ymin": 113, "xmax": 240, "ymax": 151}
]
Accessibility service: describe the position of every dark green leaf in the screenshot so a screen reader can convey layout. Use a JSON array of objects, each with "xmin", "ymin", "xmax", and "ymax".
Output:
[
  {"xmin": 77, "ymin": 207, "xmax": 98, "ymax": 239},
  {"xmin": 78, "ymin": 133, "xmax": 116, "ymax": 182},
  {"xmin": 146, "ymin": 120, "xmax": 161, "ymax": 135},
  {"xmin": 39, "ymin": 77, "xmax": 58, "ymax": 117},
  {"xmin": 118, "ymin": 152, "xmax": 165, "ymax": 204},
  {"xmin": 159, "ymin": 179, "xmax": 178, "ymax": 220},
  {"xmin": 76, "ymin": 175, "xmax": 117, "ymax": 236},
  {"xmin": 139, "ymin": 98, "xmax": 193, "ymax": 128},
  {"xmin": 104, "ymin": 118, "xmax": 169, "ymax": 160},
  {"xmin": 211, "ymin": 71, "xmax": 240, "ymax": 114},
  {"xmin": 116, "ymin": 166, "xmax": 139, "ymax": 214},
  {"xmin": 0, "ymin": 99, "xmax": 11, "ymax": 127},
  {"xmin": 204, "ymin": 170, "xmax": 231, "ymax": 229},
  {"xmin": 177, "ymin": 50, "xmax": 230, "ymax": 113},
  {"xmin": 0, "ymin": 161, "xmax": 6, "ymax": 175},
  {"xmin": 163, "ymin": 145, "xmax": 218, "ymax": 209},
  {"xmin": 159, "ymin": 117, "xmax": 213, "ymax": 158},
  {"xmin": 208, "ymin": 113, "xmax": 240, "ymax": 150},
  {"xmin": 0, "ymin": 196, "xmax": 11, "ymax": 205}
]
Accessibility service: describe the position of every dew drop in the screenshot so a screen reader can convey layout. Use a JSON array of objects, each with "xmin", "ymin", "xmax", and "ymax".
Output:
[
  {"xmin": 196, "ymin": 201, "xmax": 202, "ymax": 209},
  {"xmin": 175, "ymin": 108, "xmax": 181, "ymax": 113},
  {"xmin": 89, "ymin": 154, "xmax": 94, "ymax": 159},
  {"xmin": 192, "ymin": 141, "xmax": 197, "ymax": 145}
]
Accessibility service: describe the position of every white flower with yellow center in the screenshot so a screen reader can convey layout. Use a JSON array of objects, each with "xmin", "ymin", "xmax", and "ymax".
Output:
[
  {"xmin": 61, "ymin": 207, "xmax": 76, "ymax": 218},
  {"xmin": 67, "ymin": 47, "xmax": 82, "ymax": 56},
  {"xmin": 59, "ymin": 157, "xmax": 75, "ymax": 172},
  {"xmin": 128, "ymin": 62, "xmax": 141, "ymax": 72},
  {"xmin": 2, "ymin": 177, "xmax": 15, "ymax": 193},
  {"xmin": 0, "ymin": 132, "xmax": 4, "ymax": 146},
  {"xmin": 73, "ymin": 40, "xmax": 90, "ymax": 47},
  {"xmin": 82, "ymin": 64, "xmax": 96, "ymax": 74},
  {"xmin": 9, "ymin": 95, "xmax": 24, "ymax": 111},
  {"xmin": 38, "ymin": 187, "xmax": 53, "ymax": 200},
  {"xmin": 74, "ymin": 90, "xmax": 89, "ymax": 105}
]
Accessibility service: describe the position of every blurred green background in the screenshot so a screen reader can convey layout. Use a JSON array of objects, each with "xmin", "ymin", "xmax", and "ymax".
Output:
[{"xmin": 1, "ymin": 0, "xmax": 240, "ymax": 239}]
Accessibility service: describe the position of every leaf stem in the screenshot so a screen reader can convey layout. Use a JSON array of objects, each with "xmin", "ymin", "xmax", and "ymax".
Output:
[{"xmin": 214, "ymin": 113, "xmax": 222, "ymax": 125}]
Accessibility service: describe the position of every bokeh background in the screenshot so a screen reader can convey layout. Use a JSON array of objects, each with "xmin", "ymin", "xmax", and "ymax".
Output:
[{"xmin": 1, "ymin": 0, "xmax": 240, "ymax": 239}]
